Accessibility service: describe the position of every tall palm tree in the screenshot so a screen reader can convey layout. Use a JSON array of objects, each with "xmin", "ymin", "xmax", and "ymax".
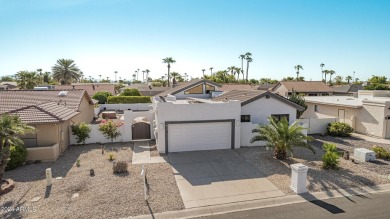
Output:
[
  {"xmin": 227, "ymin": 66, "xmax": 236, "ymax": 76},
  {"xmin": 320, "ymin": 63, "xmax": 325, "ymax": 80},
  {"xmin": 346, "ymin": 76, "xmax": 353, "ymax": 84},
  {"xmin": 323, "ymin": 70, "xmax": 329, "ymax": 84},
  {"xmin": 170, "ymin": 72, "xmax": 180, "ymax": 82},
  {"xmin": 328, "ymin": 70, "xmax": 335, "ymax": 85},
  {"xmin": 37, "ymin": 68, "xmax": 43, "ymax": 84},
  {"xmin": 145, "ymin": 69, "xmax": 150, "ymax": 83},
  {"xmin": 251, "ymin": 116, "xmax": 315, "ymax": 160},
  {"xmin": 99, "ymin": 75, "xmax": 102, "ymax": 82},
  {"xmin": 202, "ymin": 69, "xmax": 206, "ymax": 78},
  {"xmin": 294, "ymin": 65, "xmax": 303, "ymax": 80},
  {"xmin": 16, "ymin": 71, "xmax": 40, "ymax": 89},
  {"xmin": 132, "ymin": 74, "xmax": 136, "ymax": 82},
  {"xmin": 234, "ymin": 67, "xmax": 241, "ymax": 81},
  {"xmin": 162, "ymin": 57, "xmax": 176, "ymax": 87},
  {"xmin": 209, "ymin": 67, "xmax": 214, "ymax": 76},
  {"xmin": 136, "ymin": 69, "xmax": 140, "ymax": 80},
  {"xmin": 239, "ymin": 54, "xmax": 245, "ymax": 77},
  {"xmin": 142, "ymin": 70, "xmax": 146, "ymax": 83},
  {"xmin": 0, "ymin": 114, "xmax": 35, "ymax": 182},
  {"xmin": 245, "ymin": 52, "xmax": 252, "ymax": 82},
  {"xmin": 114, "ymin": 71, "xmax": 118, "ymax": 82},
  {"xmin": 51, "ymin": 59, "xmax": 81, "ymax": 84}
]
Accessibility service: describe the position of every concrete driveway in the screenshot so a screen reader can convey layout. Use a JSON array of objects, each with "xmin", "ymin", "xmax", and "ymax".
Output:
[{"xmin": 169, "ymin": 149, "xmax": 285, "ymax": 208}]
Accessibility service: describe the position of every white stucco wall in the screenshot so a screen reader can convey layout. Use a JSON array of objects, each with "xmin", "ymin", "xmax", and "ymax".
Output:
[
  {"xmin": 240, "ymin": 123, "xmax": 267, "ymax": 147},
  {"xmin": 70, "ymin": 124, "xmax": 125, "ymax": 144},
  {"xmin": 99, "ymin": 103, "xmax": 152, "ymax": 111},
  {"xmin": 155, "ymin": 101, "xmax": 241, "ymax": 153},
  {"xmin": 241, "ymin": 96, "xmax": 298, "ymax": 125}
]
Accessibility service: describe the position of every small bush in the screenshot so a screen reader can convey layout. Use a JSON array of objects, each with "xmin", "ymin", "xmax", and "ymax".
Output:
[
  {"xmin": 71, "ymin": 123, "xmax": 92, "ymax": 144},
  {"xmin": 322, "ymin": 143, "xmax": 340, "ymax": 170},
  {"xmin": 6, "ymin": 145, "xmax": 27, "ymax": 171},
  {"xmin": 113, "ymin": 161, "xmax": 128, "ymax": 173},
  {"xmin": 151, "ymin": 82, "xmax": 162, "ymax": 87},
  {"xmin": 119, "ymin": 88, "xmax": 141, "ymax": 96},
  {"xmin": 99, "ymin": 120, "xmax": 123, "ymax": 142},
  {"xmin": 108, "ymin": 152, "xmax": 116, "ymax": 161},
  {"xmin": 327, "ymin": 122, "xmax": 354, "ymax": 137},
  {"xmin": 371, "ymin": 146, "xmax": 390, "ymax": 160},
  {"xmin": 92, "ymin": 91, "xmax": 112, "ymax": 104},
  {"xmin": 107, "ymin": 96, "xmax": 151, "ymax": 104}
]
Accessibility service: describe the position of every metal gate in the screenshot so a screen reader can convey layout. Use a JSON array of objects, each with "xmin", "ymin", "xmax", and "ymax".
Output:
[{"xmin": 132, "ymin": 122, "xmax": 151, "ymax": 140}]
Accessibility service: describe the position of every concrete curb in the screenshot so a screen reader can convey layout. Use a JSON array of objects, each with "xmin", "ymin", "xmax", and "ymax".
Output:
[{"xmin": 121, "ymin": 183, "xmax": 390, "ymax": 219}]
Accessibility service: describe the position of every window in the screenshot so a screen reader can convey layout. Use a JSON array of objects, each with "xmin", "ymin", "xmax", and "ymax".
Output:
[
  {"xmin": 205, "ymin": 84, "xmax": 215, "ymax": 94},
  {"xmin": 241, "ymin": 115, "xmax": 251, "ymax": 122},
  {"xmin": 271, "ymin": 114, "xmax": 289, "ymax": 123},
  {"xmin": 314, "ymin": 105, "xmax": 318, "ymax": 112},
  {"xmin": 184, "ymin": 84, "xmax": 203, "ymax": 94},
  {"xmin": 308, "ymin": 93, "xmax": 318, "ymax": 96}
]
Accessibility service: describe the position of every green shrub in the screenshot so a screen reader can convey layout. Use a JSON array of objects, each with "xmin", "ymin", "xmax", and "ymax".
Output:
[
  {"xmin": 119, "ymin": 88, "xmax": 141, "ymax": 96},
  {"xmin": 6, "ymin": 145, "xmax": 27, "ymax": 170},
  {"xmin": 322, "ymin": 143, "xmax": 340, "ymax": 170},
  {"xmin": 107, "ymin": 96, "xmax": 151, "ymax": 104},
  {"xmin": 99, "ymin": 120, "xmax": 123, "ymax": 142},
  {"xmin": 151, "ymin": 82, "xmax": 162, "ymax": 87},
  {"xmin": 371, "ymin": 146, "xmax": 390, "ymax": 160},
  {"xmin": 92, "ymin": 91, "xmax": 112, "ymax": 104},
  {"xmin": 327, "ymin": 122, "xmax": 354, "ymax": 137},
  {"xmin": 71, "ymin": 122, "xmax": 92, "ymax": 144}
]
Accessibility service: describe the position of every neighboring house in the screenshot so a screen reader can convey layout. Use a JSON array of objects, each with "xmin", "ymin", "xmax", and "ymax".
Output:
[
  {"xmin": 219, "ymin": 84, "xmax": 258, "ymax": 92},
  {"xmin": 157, "ymin": 79, "xmax": 223, "ymax": 99},
  {"xmin": 257, "ymin": 84, "xmax": 276, "ymax": 91},
  {"xmin": 301, "ymin": 90, "xmax": 390, "ymax": 139},
  {"xmin": 332, "ymin": 84, "xmax": 364, "ymax": 96},
  {"xmin": 54, "ymin": 83, "xmax": 116, "ymax": 96},
  {"xmin": 120, "ymin": 83, "xmax": 170, "ymax": 96},
  {"xmin": 0, "ymin": 90, "xmax": 94, "ymax": 161},
  {"xmin": 0, "ymin": 81, "xmax": 18, "ymax": 90},
  {"xmin": 150, "ymin": 83, "xmax": 304, "ymax": 153},
  {"xmin": 271, "ymin": 81, "xmax": 334, "ymax": 97}
]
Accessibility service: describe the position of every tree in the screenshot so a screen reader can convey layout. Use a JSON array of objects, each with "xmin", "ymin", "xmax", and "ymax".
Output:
[
  {"xmin": 162, "ymin": 57, "xmax": 176, "ymax": 87},
  {"xmin": 51, "ymin": 59, "xmax": 81, "ymax": 84},
  {"xmin": 368, "ymin": 75, "xmax": 387, "ymax": 84},
  {"xmin": 294, "ymin": 65, "xmax": 303, "ymax": 80},
  {"xmin": 120, "ymin": 88, "xmax": 141, "ymax": 96},
  {"xmin": 245, "ymin": 52, "xmax": 252, "ymax": 82},
  {"xmin": 364, "ymin": 84, "xmax": 390, "ymax": 90},
  {"xmin": 288, "ymin": 92, "xmax": 307, "ymax": 118},
  {"xmin": 1, "ymin": 76, "xmax": 14, "ymax": 82},
  {"xmin": 145, "ymin": 69, "xmax": 150, "ymax": 82},
  {"xmin": 251, "ymin": 116, "xmax": 315, "ymax": 160},
  {"xmin": 334, "ymin": 75, "xmax": 343, "ymax": 85},
  {"xmin": 297, "ymin": 76, "xmax": 305, "ymax": 81},
  {"xmin": 201, "ymin": 69, "xmax": 205, "ymax": 78},
  {"xmin": 15, "ymin": 71, "xmax": 40, "ymax": 89},
  {"xmin": 239, "ymin": 54, "xmax": 245, "ymax": 79},
  {"xmin": 209, "ymin": 67, "xmax": 214, "ymax": 76},
  {"xmin": 98, "ymin": 120, "xmax": 122, "ymax": 143},
  {"xmin": 328, "ymin": 70, "xmax": 335, "ymax": 85},
  {"xmin": 345, "ymin": 76, "xmax": 353, "ymax": 84},
  {"xmin": 170, "ymin": 72, "xmax": 180, "ymax": 83},
  {"xmin": 282, "ymin": 77, "xmax": 295, "ymax": 81},
  {"xmin": 0, "ymin": 114, "xmax": 35, "ymax": 183},
  {"xmin": 234, "ymin": 67, "xmax": 242, "ymax": 81},
  {"xmin": 92, "ymin": 91, "xmax": 112, "ymax": 104},
  {"xmin": 320, "ymin": 63, "xmax": 325, "ymax": 80}
]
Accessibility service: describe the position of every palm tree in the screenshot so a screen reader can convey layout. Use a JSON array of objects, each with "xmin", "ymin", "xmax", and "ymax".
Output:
[
  {"xmin": 251, "ymin": 116, "xmax": 315, "ymax": 160},
  {"xmin": 170, "ymin": 72, "xmax": 180, "ymax": 82},
  {"xmin": 114, "ymin": 71, "xmax": 118, "ymax": 82},
  {"xmin": 162, "ymin": 57, "xmax": 176, "ymax": 87},
  {"xmin": 346, "ymin": 75, "xmax": 353, "ymax": 84},
  {"xmin": 227, "ymin": 66, "xmax": 236, "ymax": 76},
  {"xmin": 328, "ymin": 70, "xmax": 335, "ymax": 85},
  {"xmin": 51, "ymin": 59, "xmax": 81, "ymax": 84},
  {"xmin": 323, "ymin": 70, "xmax": 329, "ymax": 84},
  {"xmin": 209, "ymin": 67, "xmax": 214, "ymax": 76},
  {"xmin": 202, "ymin": 69, "xmax": 206, "ymax": 78},
  {"xmin": 132, "ymin": 74, "xmax": 136, "ymax": 82},
  {"xmin": 37, "ymin": 68, "xmax": 43, "ymax": 84},
  {"xmin": 43, "ymin": 71, "xmax": 51, "ymax": 83},
  {"xmin": 234, "ymin": 67, "xmax": 241, "ymax": 81},
  {"xmin": 320, "ymin": 63, "xmax": 325, "ymax": 80},
  {"xmin": 16, "ymin": 71, "xmax": 40, "ymax": 89},
  {"xmin": 99, "ymin": 75, "xmax": 102, "ymax": 82},
  {"xmin": 239, "ymin": 54, "xmax": 245, "ymax": 77},
  {"xmin": 245, "ymin": 52, "xmax": 252, "ymax": 82},
  {"xmin": 294, "ymin": 65, "xmax": 303, "ymax": 80},
  {"xmin": 145, "ymin": 69, "xmax": 150, "ymax": 83},
  {"xmin": 142, "ymin": 70, "xmax": 146, "ymax": 83},
  {"xmin": 136, "ymin": 69, "xmax": 140, "ymax": 80},
  {"xmin": 0, "ymin": 114, "xmax": 35, "ymax": 183}
]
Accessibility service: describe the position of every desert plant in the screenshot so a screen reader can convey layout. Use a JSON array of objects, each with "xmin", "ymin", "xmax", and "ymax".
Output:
[
  {"xmin": 76, "ymin": 159, "xmax": 80, "ymax": 167},
  {"xmin": 98, "ymin": 120, "xmax": 122, "ymax": 142},
  {"xmin": 92, "ymin": 91, "xmax": 112, "ymax": 104},
  {"xmin": 251, "ymin": 116, "xmax": 315, "ymax": 160},
  {"xmin": 71, "ymin": 123, "xmax": 91, "ymax": 144},
  {"xmin": 327, "ymin": 122, "xmax": 354, "ymax": 137},
  {"xmin": 107, "ymin": 96, "xmax": 151, "ymax": 104},
  {"xmin": 322, "ymin": 143, "xmax": 340, "ymax": 169},
  {"xmin": 113, "ymin": 161, "xmax": 128, "ymax": 173},
  {"xmin": 6, "ymin": 145, "xmax": 28, "ymax": 171},
  {"xmin": 108, "ymin": 152, "xmax": 116, "ymax": 161},
  {"xmin": 371, "ymin": 146, "xmax": 390, "ymax": 160},
  {"xmin": 288, "ymin": 92, "xmax": 307, "ymax": 118},
  {"xmin": 119, "ymin": 88, "xmax": 141, "ymax": 96}
]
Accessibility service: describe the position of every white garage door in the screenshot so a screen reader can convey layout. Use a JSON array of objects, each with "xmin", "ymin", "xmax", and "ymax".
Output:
[{"xmin": 167, "ymin": 122, "xmax": 232, "ymax": 152}]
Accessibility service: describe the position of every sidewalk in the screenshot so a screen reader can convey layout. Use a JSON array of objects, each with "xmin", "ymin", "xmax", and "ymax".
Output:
[
  {"xmin": 132, "ymin": 141, "xmax": 167, "ymax": 164},
  {"xmin": 122, "ymin": 183, "xmax": 390, "ymax": 219},
  {"xmin": 351, "ymin": 133, "xmax": 390, "ymax": 144}
]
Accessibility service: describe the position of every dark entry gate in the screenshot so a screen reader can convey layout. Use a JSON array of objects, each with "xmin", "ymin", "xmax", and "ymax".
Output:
[{"xmin": 132, "ymin": 122, "xmax": 151, "ymax": 140}]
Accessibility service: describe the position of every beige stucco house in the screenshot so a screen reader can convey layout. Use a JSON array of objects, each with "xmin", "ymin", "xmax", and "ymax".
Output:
[
  {"xmin": 301, "ymin": 90, "xmax": 390, "ymax": 139},
  {"xmin": 0, "ymin": 90, "xmax": 94, "ymax": 161},
  {"xmin": 271, "ymin": 81, "xmax": 334, "ymax": 97}
]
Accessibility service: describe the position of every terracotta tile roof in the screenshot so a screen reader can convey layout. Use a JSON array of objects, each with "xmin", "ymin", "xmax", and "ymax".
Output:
[
  {"xmin": 157, "ymin": 79, "xmax": 222, "ymax": 97},
  {"xmin": 257, "ymin": 84, "xmax": 276, "ymax": 90},
  {"xmin": 120, "ymin": 84, "xmax": 170, "ymax": 96},
  {"xmin": 212, "ymin": 89, "xmax": 305, "ymax": 110},
  {"xmin": 273, "ymin": 81, "xmax": 334, "ymax": 93},
  {"xmin": 332, "ymin": 84, "xmax": 363, "ymax": 93},
  {"xmin": 219, "ymin": 84, "xmax": 258, "ymax": 92},
  {"xmin": 8, "ymin": 102, "xmax": 79, "ymax": 124},
  {"xmin": 54, "ymin": 84, "xmax": 116, "ymax": 96}
]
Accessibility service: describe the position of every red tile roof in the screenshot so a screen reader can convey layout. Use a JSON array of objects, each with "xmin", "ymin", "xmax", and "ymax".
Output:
[
  {"xmin": 273, "ymin": 81, "xmax": 334, "ymax": 93},
  {"xmin": 54, "ymin": 83, "xmax": 116, "ymax": 96}
]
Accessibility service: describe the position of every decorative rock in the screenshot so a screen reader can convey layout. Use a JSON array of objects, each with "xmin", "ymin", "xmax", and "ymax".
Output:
[
  {"xmin": 90, "ymin": 169, "xmax": 95, "ymax": 176},
  {"xmin": 56, "ymin": 177, "xmax": 63, "ymax": 180},
  {"xmin": 72, "ymin": 193, "xmax": 79, "ymax": 199},
  {"xmin": 31, "ymin": 196, "xmax": 41, "ymax": 202}
]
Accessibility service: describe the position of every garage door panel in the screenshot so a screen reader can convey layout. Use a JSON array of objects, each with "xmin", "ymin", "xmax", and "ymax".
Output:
[{"xmin": 168, "ymin": 122, "xmax": 231, "ymax": 152}]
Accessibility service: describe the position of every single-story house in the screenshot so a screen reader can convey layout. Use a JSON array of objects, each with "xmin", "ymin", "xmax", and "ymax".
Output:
[
  {"xmin": 257, "ymin": 84, "xmax": 276, "ymax": 91},
  {"xmin": 54, "ymin": 83, "xmax": 116, "ymax": 96},
  {"xmin": 271, "ymin": 81, "xmax": 334, "ymax": 97},
  {"xmin": 300, "ymin": 90, "xmax": 390, "ymax": 139},
  {"xmin": 0, "ymin": 90, "xmax": 94, "ymax": 161},
  {"xmin": 0, "ymin": 81, "xmax": 18, "ymax": 90},
  {"xmin": 332, "ymin": 84, "xmax": 364, "ymax": 96},
  {"xmin": 148, "ymin": 80, "xmax": 305, "ymax": 153},
  {"xmin": 120, "ymin": 83, "xmax": 170, "ymax": 96}
]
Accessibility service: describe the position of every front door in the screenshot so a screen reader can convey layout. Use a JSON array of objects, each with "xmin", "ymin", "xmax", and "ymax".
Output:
[{"xmin": 132, "ymin": 122, "xmax": 151, "ymax": 140}]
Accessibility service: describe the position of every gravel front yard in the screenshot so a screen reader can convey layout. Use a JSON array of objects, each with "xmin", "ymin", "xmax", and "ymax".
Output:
[
  {"xmin": 237, "ymin": 135, "xmax": 390, "ymax": 195},
  {"xmin": 1, "ymin": 143, "xmax": 184, "ymax": 219}
]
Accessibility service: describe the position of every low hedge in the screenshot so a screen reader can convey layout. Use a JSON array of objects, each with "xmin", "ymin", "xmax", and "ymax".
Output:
[
  {"xmin": 327, "ymin": 122, "xmax": 354, "ymax": 137},
  {"xmin": 119, "ymin": 88, "xmax": 141, "ymax": 96},
  {"xmin": 107, "ymin": 96, "xmax": 152, "ymax": 104}
]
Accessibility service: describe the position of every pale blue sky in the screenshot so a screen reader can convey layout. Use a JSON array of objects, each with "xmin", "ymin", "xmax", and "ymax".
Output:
[{"xmin": 0, "ymin": 0, "xmax": 389, "ymax": 81}]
